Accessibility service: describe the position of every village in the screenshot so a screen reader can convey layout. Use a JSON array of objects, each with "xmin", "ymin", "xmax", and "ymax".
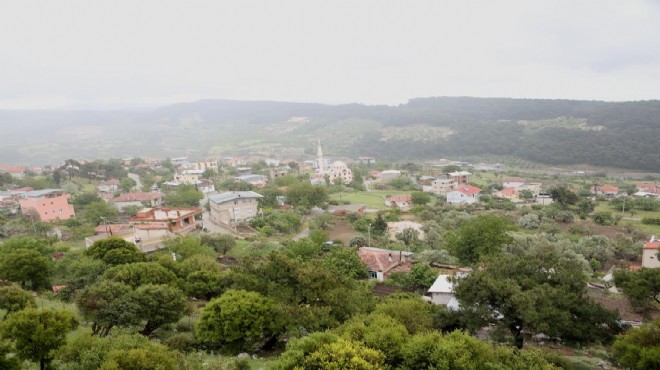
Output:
[{"xmin": 0, "ymin": 139, "xmax": 659, "ymax": 369}]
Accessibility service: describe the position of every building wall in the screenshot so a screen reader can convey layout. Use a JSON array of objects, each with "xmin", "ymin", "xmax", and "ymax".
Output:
[
  {"xmin": 430, "ymin": 292, "xmax": 454, "ymax": 305},
  {"xmin": 642, "ymin": 249, "xmax": 660, "ymax": 268},
  {"xmin": 447, "ymin": 191, "xmax": 479, "ymax": 204},
  {"xmin": 19, "ymin": 194, "xmax": 75, "ymax": 222},
  {"xmin": 210, "ymin": 197, "xmax": 259, "ymax": 226}
]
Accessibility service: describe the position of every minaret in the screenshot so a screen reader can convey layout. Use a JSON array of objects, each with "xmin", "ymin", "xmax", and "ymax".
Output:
[{"xmin": 317, "ymin": 137, "xmax": 325, "ymax": 172}]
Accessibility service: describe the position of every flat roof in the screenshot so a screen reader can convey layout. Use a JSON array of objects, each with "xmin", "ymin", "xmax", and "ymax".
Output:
[{"xmin": 208, "ymin": 191, "xmax": 264, "ymax": 204}]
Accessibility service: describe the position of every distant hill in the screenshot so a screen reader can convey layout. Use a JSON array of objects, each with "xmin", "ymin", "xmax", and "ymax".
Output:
[{"xmin": 1, "ymin": 97, "xmax": 658, "ymax": 171}]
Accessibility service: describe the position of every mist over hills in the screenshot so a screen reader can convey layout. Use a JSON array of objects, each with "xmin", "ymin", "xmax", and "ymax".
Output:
[{"xmin": 1, "ymin": 97, "xmax": 658, "ymax": 171}]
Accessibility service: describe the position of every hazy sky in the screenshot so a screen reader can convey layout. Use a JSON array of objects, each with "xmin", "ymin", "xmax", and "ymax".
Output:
[{"xmin": 2, "ymin": 0, "xmax": 660, "ymax": 109}]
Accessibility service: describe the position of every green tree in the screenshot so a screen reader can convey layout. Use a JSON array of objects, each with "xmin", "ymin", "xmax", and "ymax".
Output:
[
  {"xmin": 196, "ymin": 289, "xmax": 284, "ymax": 353},
  {"xmin": 286, "ymin": 182, "xmax": 328, "ymax": 208},
  {"xmin": 519, "ymin": 189, "xmax": 534, "ymax": 200},
  {"xmin": 0, "ymin": 236, "xmax": 52, "ymax": 257},
  {"xmin": 444, "ymin": 214, "xmax": 514, "ymax": 265},
  {"xmin": 395, "ymin": 227, "xmax": 419, "ymax": 246},
  {"xmin": 71, "ymin": 192, "xmax": 102, "ymax": 208},
  {"xmin": 132, "ymin": 284, "xmax": 188, "ymax": 336},
  {"xmin": 371, "ymin": 214, "xmax": 388, "ymax": 236},
  {"xmin": 119, "ymin": 177, "xmax": 136, "ymax": 192},
  {"xmin": 303, "ymin": 338, "xmax": 385, "ymax": 370},
  {"xmin": 200, "ymin": 233, "xmax": 236, "ymax": 255},
  {"xmin": 454, "ymin": 252, "xmax": 620, "ymax": 348},
  {"xmin": 613, "ymin": 320, "xmax": 660, "ymax": 370},
  {"xmin": 77, "ymin": 281, "xmax": 140, "ymax": 336},
  {"xmin": 374, "ymin": 294, "xmax": 433, "ymax": 334},
  {"xmin": 164, "ymin": 184, "xmax": 203, "ymax": 207},
  {"xmin": 1, "ymin": 309, "xmax": 77, "ymax": 370},
  {"xmin": 0, "ymin": 285, "xmax": 36, "ymax": 316},
  {"xmin": 84, "ymin": 237, "xmax": 145, "ymax": 266},
  {"xmin": 389, "ymin": 264, "xmax": 437, "ymax": 292},
  {"xmin": 82, "ymin": 201, "xmax": 118, "ymax": 225},
  {"xmin": 614, "ymin": 268, "xmax": 660, "ymax": 313},
  {"xmin": 164, "ymin": 235, "xmax": 215, "ymax": 260},
  {"xmin": 322, "ymin": 248, "xmax": 368, "ymax": 279},
  {"xmin": 100, "ymin": 348, "xmax": 180, "ymax": 370},
  {"xmin": 549, "ymin": 185, "xmax": 578, "ymax": 208},
  {"xmin": 55, "ymin": 256, "xmax": 106, "ymax": 300},
  {"xmin": 592, "ymin": 211, "xmax": 614, "ymax": 225},
  {"xmin": 411, "ymin": 191, "xmax": 431, "ymax": 206},
  {"xmin": 336, "ymin": 313, "xmax": 408, "ymax": 368},
  {"xmin": 0, "ymin": 249, "xmax": 50, "ymax": 289},
  {"xmin": 577, "ymin": 198, "xmax": 595, "ymax": 216},
  {"xmin": 104, "ymin": 262, "xmax": 177, "ymax": 288}
]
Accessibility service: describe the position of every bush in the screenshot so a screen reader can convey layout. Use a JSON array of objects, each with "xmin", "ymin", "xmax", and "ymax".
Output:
[
  {"xmin": 163, "ymin": 333, "xmax": 197, "ymax": 353},
  {"xmin": 642, "ymin": 217, "xmax": 660, "ymax": 226},
  {"xmin": 518, "ymin": 213, "xmax": 540, "ymax": 229}
]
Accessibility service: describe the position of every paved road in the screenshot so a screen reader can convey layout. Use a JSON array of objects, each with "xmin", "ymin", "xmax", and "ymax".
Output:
[{"xmin": 128, "ymin": 173, "xmax": 143, "ymax": 191}]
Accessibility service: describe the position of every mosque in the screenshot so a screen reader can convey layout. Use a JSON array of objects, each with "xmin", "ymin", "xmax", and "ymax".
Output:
[{"xmin": 312, "ymin": 138, "xmax": 353, "ymax": 185}]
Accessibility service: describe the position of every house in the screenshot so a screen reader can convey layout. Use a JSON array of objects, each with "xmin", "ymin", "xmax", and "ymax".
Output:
[
  {"xmin": 427, "ymin": 269, "xmax": 471, "ymax": 309},
  {"xmin": 637, "ymin": 183, "xmax": 659, "ymax": 194},
  {"xmin": 269, "ymin": 166, "xmax": 291, "ymax": 179},
  {"xmin": 356, "ymin": 156, "xmax": 376, "ymax": 164},
  {"xmin": 192, "ymin": 160, "xmax": 218, "ymax": 172},
  {"xmin": 0, "ymin": 164, "xmax": 26, "ymax": 178},
  {"xmin": 385, "ymin": 194, "xmax": 412, "ymax": 210},
  {"xmin": 328, "ymin": 204, "xmax": 366, "ymax": 216},
  {"xmin": 633, "ymin": 191, "xmax": 659, "ymax": 199},
  {"xmin": 428, "ymin": 275, "xmax": 455, "ymax": 305},
  {"xmin": 18, "ymin": 189, "xmax": 75, "ymax": 222},
  {"xmin": 97, "ymin": 178, "xmax": 120, "ymax": 193},
  {"xmin": 642, "ymin": 236, "xmax": 660, "ymax": 269},
  {"xmin": 129, "ymin": 207, "xmax": 202, "ymax": 234},
  {"xmin": 197, "ymin": 180, "xmax": 216, "ymax": 194},
  {"xmin": 358, "ymin": 247, "xmax": 413, "ymax": 282},
  {"xmin": 428, "ymin": 178, "xmax": 455, "ymax": 194},
  {"xmin": 112, "ymin": 192, "xmax": 163, "ymax": 212},
  {"xmin": 224, "ymin": 157, "xmax": 247, "ymax": 167},
  {"xmin": 494, "ymin": 187, "xmax": 518, "ymax": 200},
  {"xmin": 503, "ymin": 178, "xmax": 526, "ymax": 188},
  {"xmin": 235, "ymin": 175, "xmax": 268, "ymax": 188},
  {"xmin": 236, "ymin": 167, "xmax": 252, "ymax": 176},
  {"xmin": 591, "ymin": 185, "xmax": 620, "ymax": 197},
  {"xmin": 380, "ymin": 170, "xmax": 402, "ymax": 182},
  {"xmin": 208, "ymin": 191, "xmax": 263, "ymax": 227},
  {"xmin": 447, "ymin": 171, "xmax": 472, "ymax": 185},
  {"xmin": 174, "ymin": 169, "xmax": 205, "ymax": 185},
  {"xmin": 447, "ymin": 185, "xmax": 481, "ymax": 205},
  {"xmin": 418, "ymin": 176, "xmax": 436, "ymax": 186}
]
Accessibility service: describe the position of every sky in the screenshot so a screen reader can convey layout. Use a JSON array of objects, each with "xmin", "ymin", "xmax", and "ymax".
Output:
[{"xmin": 1, "ymin": 0, "xmax": 660, "ymax": 109}]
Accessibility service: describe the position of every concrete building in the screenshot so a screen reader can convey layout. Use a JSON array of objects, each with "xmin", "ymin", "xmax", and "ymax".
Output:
[
  {"xmin": 112, "ymin": 192, "xmax": 163, "ymax": 212},
  {"xmin": 208, "ymin": 191, "xmax": 263, "ymax": 227},
  {"xmin": 129, "ymin": 207, "xmax": 202, "ymax": 234},
  {"xmin": 18, "ymin": 189, "xmax": 75, "ymax": 222},
  {"xmin": 642, "ymin": 236, "xmax": 660, "ymax": 269}
]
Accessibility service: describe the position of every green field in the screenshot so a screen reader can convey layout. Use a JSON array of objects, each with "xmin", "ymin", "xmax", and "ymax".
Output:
[
  {"xmin": 594, "ymin": 203, "xmax": 660, "ymax": 235},
  {"xmin": 330, "ymin": 190, "xmax": 411, "ymax": 209}
]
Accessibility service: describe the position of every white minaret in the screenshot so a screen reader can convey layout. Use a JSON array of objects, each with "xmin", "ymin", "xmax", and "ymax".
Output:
[{"xmin": 317, "ymin": 138, "xmax": 325, "ymax": 172}]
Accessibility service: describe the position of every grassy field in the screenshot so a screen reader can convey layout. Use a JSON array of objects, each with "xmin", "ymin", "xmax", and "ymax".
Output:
[
  {"xmin": 594, "ymin": 202, "xmax": 660, "ymax": 236},
  {"xmin": 227, "ymin": 239, "xmax": 281, "ymax": 258},
  {"xmin": 330, "ymin": 190, "xmax": 411, "ymax": 209}
]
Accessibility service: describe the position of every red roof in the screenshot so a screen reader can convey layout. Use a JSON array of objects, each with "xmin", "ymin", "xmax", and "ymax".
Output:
[
  {"xmin": 498, "ymin": 188, "xmax": 518, "ymax": 196},
  {"xmin": 386, "ymin": 194, "xmax": 412, "ymax": 202},
  {"xmin": 643, "ymin": 241, "xmax": 660, "ymax": 250},
  {"xmin": 454, "ymin": 185, "xmax": 481, "ymax": 196},
  {"xmin": 113, "ymin": 192, "xmax": 163, "ymax": 202},
  {"xmin": 591, "ymin": 186, "xmax": 619, "ymax": 193},
  {"xmin": 358, "ymin": 248, "xmax": 407, "ymax": 273},
  {"xmin": 0, "ymin": 164, "xmax": 25, "ymax": 173}
]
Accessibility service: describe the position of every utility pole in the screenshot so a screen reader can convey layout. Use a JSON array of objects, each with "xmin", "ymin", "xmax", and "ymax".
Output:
[{"xmin": 368, "ymin": 223, "xmax": 372, "ymax": 248}]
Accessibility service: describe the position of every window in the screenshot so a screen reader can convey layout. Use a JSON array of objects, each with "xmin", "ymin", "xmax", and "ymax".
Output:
[{"xmin": 368, "ymin": 271, "xmax": 378, "ymax": 279}]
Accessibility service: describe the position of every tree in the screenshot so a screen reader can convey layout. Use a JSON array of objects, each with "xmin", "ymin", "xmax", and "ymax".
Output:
[
  {"xmin": 389, "ymin": 264, "xmax": 437, "ymax": 292},
  {"xmin": 322, "ymin": 248, "xmax": 368, "ymax": 279},
  {"xmin": 614, "ymin": 268, "xmax": 660, "ymax": 313},
  {"xmin": 104, "ymin": 262, "xmax": 177, "ymax": 288},
  {"xmin": 1, "ymin": 309, "xmax": 77, "ymax": 370},
  {"xmin": 84, "ymin": 237, "xmax": 145, "ymax": 265},
  {"xmin": 577, "ymin": 199, "xmax": 595, "ymax": 217},
  {"xmin": 0, "ymin": 249, "xmax": 50, "ymax": 289},
  {"xmin": 592, "ymin": 211, "xmax": 614, "ymax": 225},
  {"xmin": 71, "ymin": 192, "xmax": 102, "ymax": 208},
  {"xmin": 613, "ymin": 320, "xmax": 660, "ymax": 370},
  {"xmin": 548, "ymin": 185, "xmax": 578, "ymax": 208},
  {"xmin": 411, "ymin": 191, "xmax": 431, "ymax": 206},
  {"xmin": 286, "ymin": 182, "xmax": 328, "ymax": 208},
  {"xmin": 0, "ymin": 285, "xmax": 36, "ymax": 316},
  {"xmin": 374, "ymin": 294, "xmax": 433, "ymax": 334},
  {"xmin": 132, "ymin": 284, "xmax": 189, "ymax": 336},
  {"xmin": 519, "ymin": 189, "xmax": 534, "ymax": 200},
  {"xmin": 200, "ymin": 233, "xmax": 236, "ymax": 255},
  {"xmin": 303, "ymin": 338, "xmax": 386, "ymax": 370},
  {"xmin": 196, "ymin": 289, "xmax": 284, "ymax": 353},
  {"xmin": 77, "ymin": 281, "xmax": 140, "ymax": 337},
  {"xmin": 336, "ymin": 313, "xmax": 408, "ymax": 368},
  {"xmin": 164, "ymin": 184, "xmax": 203, "ymax": 207},
  {"xmin": 82, "ymin": 201, "xmax": 118, "ymax": 225},
  {"xmin": 119, "ymin": 177, "xmax": 136, "ymax": 192},
  {"xmin": 395, "ymin": 227, "xmax": 420, "ymax": 246},
  {"xmin": 444, "ymin": 214, "xmax": 514, "ymax": 265},
  {"xmin": 454, "ymin": 252, "xmax": 621, "ymax": 348},
  {"xmin": 371, "ymin": 214, "xmax": 388, "ymax": 236},
  {"xmin": 101, "ymin": 348, "xmax": 180, "ymax": 370}
]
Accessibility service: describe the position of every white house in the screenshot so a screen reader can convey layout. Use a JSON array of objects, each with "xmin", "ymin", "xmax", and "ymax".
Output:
[
  {"xmin": 428, "ymin": 275, "xmax": 455, "ymax": 305},
  {"xmin": 97, "ymin": 179, "xmax": 120, "ymax": 193},
  {"xmin": 642, "ymin": 236, "xmax": 660, "ymax": 269},
  {"xmin": 446, "ymin": 185, "xmax": 481, "ymax": 205}
]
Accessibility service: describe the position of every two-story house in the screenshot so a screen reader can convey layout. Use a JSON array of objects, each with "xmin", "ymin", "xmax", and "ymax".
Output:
[
  {"xmin": 208, "ymin": 191, "xmax": 263, "ymax": 227},
  {"xmin": 18, "ymin": 189, "xmax": 75, "ymax": 222},
  {"xmin": 447, "ymin": 185, "xmax": 481, "ymax": 205}
]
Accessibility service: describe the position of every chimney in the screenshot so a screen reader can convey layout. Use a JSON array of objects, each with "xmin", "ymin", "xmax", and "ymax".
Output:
[{"xmin": 388, "ymin": 253, "xmax": 393, "ymax": 263}]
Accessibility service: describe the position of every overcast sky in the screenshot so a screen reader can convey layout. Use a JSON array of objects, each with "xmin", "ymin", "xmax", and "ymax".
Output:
[{"xmin": 2, "ymin": 0, "xmax": 660, "ymax": 109}]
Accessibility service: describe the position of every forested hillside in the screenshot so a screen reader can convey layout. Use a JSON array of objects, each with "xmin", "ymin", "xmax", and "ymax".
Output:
[{"xmin": 1, "ymin": 97, "xmax": 658, "ymax": 170}]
